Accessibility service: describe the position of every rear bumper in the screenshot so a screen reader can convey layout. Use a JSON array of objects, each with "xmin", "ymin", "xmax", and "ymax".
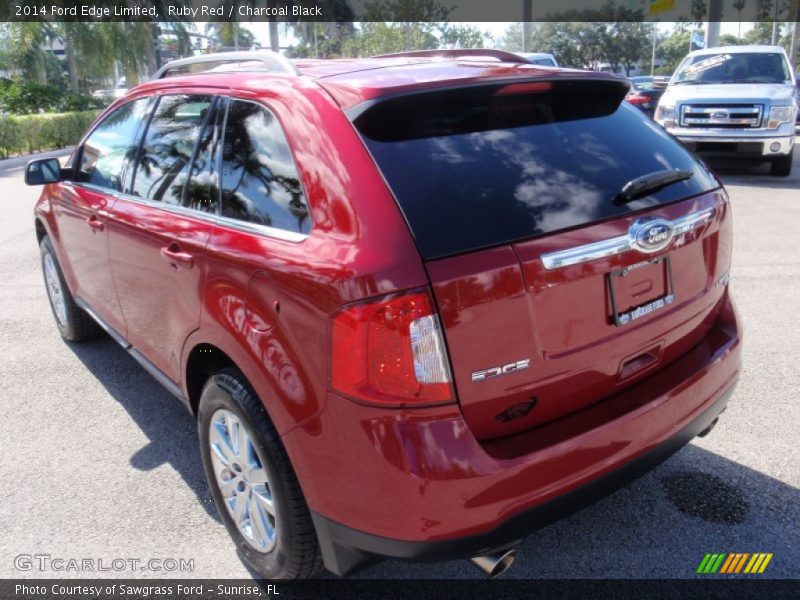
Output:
[{"xmin": 286, "ymin": 292, "xmax": 741, "ymax": 576}]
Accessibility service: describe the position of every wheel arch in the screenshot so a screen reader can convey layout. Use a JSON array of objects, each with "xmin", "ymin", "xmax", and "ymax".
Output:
[
  {"xmin": 34, "ymin": 217, "xmax": 48, "ymax": 243},
  {"xmin": 184, "ymin": 342, "xmax": 237, "ymax": 416}
]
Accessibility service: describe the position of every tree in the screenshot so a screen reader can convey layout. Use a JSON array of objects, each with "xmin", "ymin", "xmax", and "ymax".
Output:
[
  {"xmin": 7, "ymin": 23, "xmax": 53, "ymax": 85},
  {"xmin": 657, "ymin": 29, "xmax": 692, "ymax": 74},
  {"xmin": 341, "ymin": 22, "xmax": 439, "ymax": 56},
  {"xmin": 287, "ymin": 23, "xmax": 357, "ymax": 58},
  {"xmin": 286, "ymin": 0, "xmax": 356, "ymax": 58},
  {"xmin": 746, "ymin": 20, "xmax": 778, "ymax": 43},
  {"xmin": 719, "ymin": 34, "xmax": 745, "ymax": 45},
  {"xmin": 208, "ymin": 23, "xmax": 255, "ymax": 50},
  {"xmin": 496, "ymin": 22, "xmax": 524, "ymax": 52},
  {"xmin": 528, "ymin": 22, "xmax": 601, "ymax": 68},
  {"xmin": 438, "ymin": 24, "xmax": 488, "ymax": 49},
  {"xmin": 690, "ymin": 0, "xmax": 708, "ymax": 25},
  {"xmin": 360, "ymin": 0, "xmax": 451, "ymax": 51},
  {"xmin": 599, "ymin": 21, "xmax": 653, "ymax": 75},
  {"xmin": 107, "ymin": 23, "xmax": 152, "ymax": 86}
]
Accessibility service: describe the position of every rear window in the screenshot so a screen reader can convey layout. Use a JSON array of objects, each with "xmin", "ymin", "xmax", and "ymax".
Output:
[{"xmin": 354, "ymin": 81, "xmax": 718, "ymax": 260}]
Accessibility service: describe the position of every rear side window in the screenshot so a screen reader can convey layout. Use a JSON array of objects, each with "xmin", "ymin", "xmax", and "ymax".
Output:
[
  {"xmin": 76, "ymin": 98, "xmax": 151, "ymax": 192},
  {"xmin": 131, "ymin": 94, "xmax": 214, "ymax": 204},
  {"xmin": 355, "ymin": 81, "xmax": 718, "ymax": 260},
  {"xmin": 220, "ymin": 100, "xmax": 311, "ymax": 235}
]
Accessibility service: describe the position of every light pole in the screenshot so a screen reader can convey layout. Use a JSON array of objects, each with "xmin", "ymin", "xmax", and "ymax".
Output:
[
  {"xmin": 522, "ymin": 0, "xmax": 532, "ymax": 52},
  {"xmin": 651, "ymin": 22, "xmax": 658, "ymax": 76}
]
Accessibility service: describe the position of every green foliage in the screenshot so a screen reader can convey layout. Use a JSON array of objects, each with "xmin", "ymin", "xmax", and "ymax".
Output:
[
  {"xmin": 719, "ymin": 34, "xmax": 746, "ymax": 46},
  {"xmin": 0, "ymin": 110, "xmax": 100, "ymax": 158},
  {"xmin": 496, "ymin": 23, "xmax": 524, "ymax": 52},
  {"xmin": 287, "ymin": 23, "xmax": 357, "ymax": 58},
  {"xmin": 341, "ymin": 23, "xmax": 439, "ymax": 56},
  {"xmin": 0, "ymin": 82, "xmax": 63, "ymax": 114},
  {"xmin": 208, "ymin": 23, "xmax": 255, "ymax": 50},
  {"xmin": 494, "ymin": 4, "xmax": 656, "ymax": 74},
  {"xmin": 438, "ymin": 24, "xmax": 488, "ymax": 49},
  {"xmin": 0, "ymin": 81, "xmax": 103, "ymax": 115},
  {"xmin": 657, "ymin": 30, "xmax": 692, "ymax": 74}
]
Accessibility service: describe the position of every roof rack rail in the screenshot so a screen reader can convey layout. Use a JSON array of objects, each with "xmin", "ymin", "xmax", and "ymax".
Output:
[
  {"xmin": 152, "ymin": 51, "xmax": 298, "ymax": 80},
  {"xmin": 371, "ymin": 49, "xmax": 529, "ymax": 64}
]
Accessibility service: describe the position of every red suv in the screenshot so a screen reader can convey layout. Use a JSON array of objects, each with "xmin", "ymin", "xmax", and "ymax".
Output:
[{"xmin": 26, "ymin": 50, "xmax": 741, "ymax": 579}]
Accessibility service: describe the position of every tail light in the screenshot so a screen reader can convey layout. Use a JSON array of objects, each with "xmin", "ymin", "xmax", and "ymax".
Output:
[
  {"xmin": 331, "ymin": 289, "xmax": 453, "ymax": 407},
  {"xmin": 626, "ymin": 92, "xmax": 652, "ymax": 105}
]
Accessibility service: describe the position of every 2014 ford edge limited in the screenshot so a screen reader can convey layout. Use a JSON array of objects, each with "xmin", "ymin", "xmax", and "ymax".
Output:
[{"xmin": 26, "ymin": 50, "xmax": 741, "ymax": 579}]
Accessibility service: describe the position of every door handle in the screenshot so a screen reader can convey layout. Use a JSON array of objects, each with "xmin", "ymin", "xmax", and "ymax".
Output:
[
  {"xmin": 160, "ymin": 243, "xmax": 194, "ymax": 270},
  {"xmin": 86, "ymin": 215, "xmax": 104, "ymax": 232}
]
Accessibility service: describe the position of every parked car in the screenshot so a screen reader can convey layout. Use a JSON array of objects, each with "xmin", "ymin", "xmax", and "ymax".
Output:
[
  {"xmin": 625, "ymin": 75, "xmax": 669, "ymax": 117},
  {"xmin": 795, "ymin": 74, "xmax": 799, "ymax": 128},
  {"xmin": 516, "ymin": 52, "xmax": 558, "ymax": 67},
  {"xmin": 655, "ymin": 45, "xmax": 797, "ymax": 176},
  {"xmin": 90, "ymin": 86, "xmax": 128, "ymax": 103},
  {"xmin": 26, "ymin": 49, "xmax": 741, "ymax": 580}
]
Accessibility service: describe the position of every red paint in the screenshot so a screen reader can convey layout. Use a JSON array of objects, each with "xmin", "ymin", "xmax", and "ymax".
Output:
[{"xmin": 32, "ymin": 57, "xmax": 740, "ymax": 555}]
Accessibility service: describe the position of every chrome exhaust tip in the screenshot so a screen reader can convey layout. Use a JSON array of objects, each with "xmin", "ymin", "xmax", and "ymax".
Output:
[{"xmin": 469, "ymin": 548, "xmax": 517, "ymax": 578}]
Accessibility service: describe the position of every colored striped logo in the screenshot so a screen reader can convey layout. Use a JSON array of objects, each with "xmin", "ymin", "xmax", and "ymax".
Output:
[{"xmin": 696, "ymin": 553, "xmax": 773, "ymax": 574}]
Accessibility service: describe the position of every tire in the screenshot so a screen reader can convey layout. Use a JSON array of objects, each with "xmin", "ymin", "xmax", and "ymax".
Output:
[
  {"xmin": 770, "ymin": 151, "xmax": 793, "ymax": 177},
  {"xmin": 40, "ymin": 235, "xmax": 101, "ymax": 342},
  {"xmin": 197, "ymin": 368, "xmax": 324, "ymax": 580}
]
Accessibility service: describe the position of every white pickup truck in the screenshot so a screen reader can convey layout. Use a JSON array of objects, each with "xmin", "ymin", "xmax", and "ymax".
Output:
[{"xmin": 655, "ymin": 45, "xmax": 797, "ymax": 176}]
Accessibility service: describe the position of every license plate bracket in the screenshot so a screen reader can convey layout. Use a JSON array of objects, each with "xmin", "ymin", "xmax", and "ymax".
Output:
[{"xmin": 608, "ymin": 256, "xmax": 675, "ymax": 327}]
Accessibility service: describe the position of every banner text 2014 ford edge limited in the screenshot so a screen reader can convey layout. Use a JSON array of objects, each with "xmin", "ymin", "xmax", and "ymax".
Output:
[{"xmin": 25, "ymin": 49, "xmax": 741, "ymax": 579}]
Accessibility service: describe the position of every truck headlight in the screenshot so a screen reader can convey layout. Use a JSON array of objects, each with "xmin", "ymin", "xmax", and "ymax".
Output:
[
  {"xmin": 655, "ymin": 105, "xmax": 675, "ymax": 128},
  {"xmin": 767, "ymin": 105, "xmax": 795, "ymax": 129}
]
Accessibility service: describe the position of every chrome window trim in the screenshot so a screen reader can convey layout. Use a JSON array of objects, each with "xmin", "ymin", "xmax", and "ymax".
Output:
[
  {"xmin": 540, "ymin": 207, "xmax": 715, "ymax": 270},
  {"xmin": 71, "ymin": 183, "xmax": 310, "ymax": 244}
]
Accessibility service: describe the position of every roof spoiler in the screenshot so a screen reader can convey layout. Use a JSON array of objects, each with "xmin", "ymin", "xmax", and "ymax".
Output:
[{"xmin": 371, "ymin": 49, "xmax": 530, "ymax": 65}]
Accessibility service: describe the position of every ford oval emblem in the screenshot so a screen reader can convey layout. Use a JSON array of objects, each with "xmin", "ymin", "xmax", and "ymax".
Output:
[
  {"xmin": 711, "ymin": 111, "xmax": 728, "ymax": 119},
  {"xmin": 629, "ymin": 217, "xmax": 675, "ymax": 254}
]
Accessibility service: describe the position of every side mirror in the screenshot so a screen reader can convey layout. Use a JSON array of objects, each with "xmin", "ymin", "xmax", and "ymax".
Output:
[{"xmin": 25, "ymin": 158, "xmax": 64, "ymax": 186}]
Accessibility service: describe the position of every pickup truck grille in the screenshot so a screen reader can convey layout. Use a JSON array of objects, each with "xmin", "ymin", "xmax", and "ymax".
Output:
[{"xmin": 680, "ymin": 104, "xmax": 763, "ymax": 129}]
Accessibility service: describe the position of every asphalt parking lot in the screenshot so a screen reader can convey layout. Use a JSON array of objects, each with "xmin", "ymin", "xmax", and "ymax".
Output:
[{"xmin": 0, "ymin": 146, "xmax": 798, "ymax": 580}]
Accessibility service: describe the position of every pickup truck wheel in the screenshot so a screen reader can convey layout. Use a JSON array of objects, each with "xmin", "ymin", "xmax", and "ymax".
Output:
[
  {"xmin": 40, "ymin": 236, "xmax": 101, "ymax": 342},
  {"xmin": 770, "ymin": 151, "xmax": 793, "ymax": 177},
  {"xmin": 197, "ymin": 368, "xmax": 324, "ymax": 580}
]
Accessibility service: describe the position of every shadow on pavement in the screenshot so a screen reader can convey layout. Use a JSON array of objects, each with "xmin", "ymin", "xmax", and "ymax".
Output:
[
  {"xmin": 356, "ymin": 443, "xmax": 799, "ymax": 579},
  {"xmin": 65, "ymin": 334, "xmax": 221, "ymax": 523},
  {"xmin": 64, "ymin": 335, "xmax": 800, "ymax": 579}
]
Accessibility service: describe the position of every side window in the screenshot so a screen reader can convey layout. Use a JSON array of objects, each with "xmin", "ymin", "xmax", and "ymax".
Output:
[
  {"xmin": 76, "ymin": 98, "xmax": 151, "ymax": 192},
  {"xmin": 184, "ymin": 100, "xmax": 224, "ymax": 213},
  {"xmin": 220, "ymin": 100, "xmax": 311, "ymax": 235},
  {"xmin": 131, "ymin": 94, "xmax": 213, "ymax": 204}
]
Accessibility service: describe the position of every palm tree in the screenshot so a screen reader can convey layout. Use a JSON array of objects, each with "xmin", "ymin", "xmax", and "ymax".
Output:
[
  {"xmin": 107, "ymin": 23, "xmax": 152, "ymax": 85},
  {"xmin": 58, "ymin": 23, "xmax": 113, "ymax": 93},
  {"xmin": 9, "ymin": 22, "xmax": 53, "ymax": 85}
]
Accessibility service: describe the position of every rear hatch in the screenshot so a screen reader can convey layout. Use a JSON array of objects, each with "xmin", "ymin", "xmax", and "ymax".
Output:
[{"xmin": 353, "ymin": 77, "xmax": 731, "ymax": 440}]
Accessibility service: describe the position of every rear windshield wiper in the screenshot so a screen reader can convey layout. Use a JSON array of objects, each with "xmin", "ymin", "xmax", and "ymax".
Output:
[{"xmin": 614, "ymin": 169, "xmax": 694, "ymax": 205}]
